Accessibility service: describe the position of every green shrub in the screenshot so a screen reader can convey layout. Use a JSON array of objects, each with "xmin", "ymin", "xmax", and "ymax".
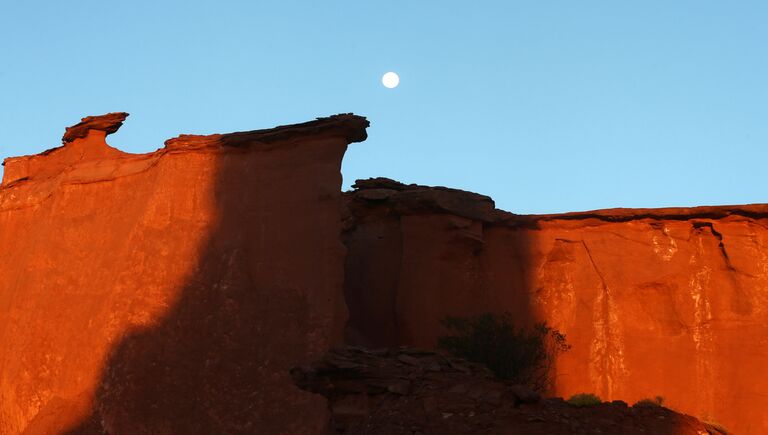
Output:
[
  {"xmin": 567, "ymin": 393, "xmax": 602, "ymax": 407},
  {"xmin": 437, "ymin": 312, "xmax": 570, "ymax": 391},
  {"xmin": 633, "ymin": 396, "xmax": 664, "ymax": 407}
]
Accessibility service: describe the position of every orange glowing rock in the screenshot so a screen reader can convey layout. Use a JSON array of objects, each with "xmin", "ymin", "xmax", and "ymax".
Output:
[
  {"xmin": 0, "ymin": 113, "xmax": 368, "ymax": 434},
  {"xmin": 2, "ymin": 112, "xmax": 762, "ymax": 434},
  {"xmin": 343, "ymin": 178, "xmax": 768, "ymax": 434}
]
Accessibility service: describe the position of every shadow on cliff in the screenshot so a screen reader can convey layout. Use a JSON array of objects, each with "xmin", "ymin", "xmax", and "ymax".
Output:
[
  {"xmin": 63, "ymin": 135, "xmax": 350, "ymax": 434},
  {"xmin": 340, "ymin": 182, "xmax": 542, "ymax": 373},
  {"xmin": 338, "ymin": 197, "xmax": 720, "ymax": 434},
  {"xmin": 60, "ymin": 156, "xmax": 711, "ymax": 435}
]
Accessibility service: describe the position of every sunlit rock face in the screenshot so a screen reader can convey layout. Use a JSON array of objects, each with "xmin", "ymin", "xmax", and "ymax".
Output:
[
  {"xmin": 3, "ymin": 112, "xmax": 764, "ymax": 434},
  {"xmin": 343, "ymin": 178, "xmax": 768, "ymax": 434},
  {"xmin": 0, "ymin": 113, "xmax": 367, "ymax": 434}
]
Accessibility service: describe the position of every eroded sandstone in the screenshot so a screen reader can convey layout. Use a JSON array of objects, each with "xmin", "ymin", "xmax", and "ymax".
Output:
[
  {"xmin": 343, "ymin": 178, "xmax": 768, "ymax": 434},
  {"xmin": 0, "ymin": 113, "xmax": 368, "ymax": 434},
  {"xmin": 1, "ymin": 113, "xmax": 762, "ymax": 434}
]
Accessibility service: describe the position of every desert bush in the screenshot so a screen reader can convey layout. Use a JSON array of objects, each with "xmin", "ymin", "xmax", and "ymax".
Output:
[
  {"xmin": 437, "ymin": 312, "xmax": 570, "ymax": 391},
  {"xmin": 567, "ymin": 393, "xmax": 602, "ymax": 407},
  {"xmin": 633, "ymin": 396, "xmax": 665, "ymax": 407}
]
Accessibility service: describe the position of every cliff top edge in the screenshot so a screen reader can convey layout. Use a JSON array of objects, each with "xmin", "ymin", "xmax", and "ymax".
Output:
[
  {"xmin": 347, "ymin": 177, "xmax": 768, "ymax": 222},
  {"xmin": 1, "ymin": 112, "xmax": 369, "ymax": 188},
  {"xmin": 5, "ymin": 112, "xmax": 369, "ymax": 164}
]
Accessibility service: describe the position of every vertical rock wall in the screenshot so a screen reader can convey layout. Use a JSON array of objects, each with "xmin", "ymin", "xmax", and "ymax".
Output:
[
  {"xmin": 3, "ymin": 113, "xmax": 764, "ymax": 433},
  {"xmin": 343, "ymin": 178, "xmax": 768, "ymax": 434},
  {"xmin": 0, "ymin": 113, "xmax": 368, "ymax": 434}
]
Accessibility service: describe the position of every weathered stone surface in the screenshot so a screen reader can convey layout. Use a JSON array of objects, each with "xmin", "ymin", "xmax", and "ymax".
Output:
[
  {"xmin": 294, "ymin": 346, "xmax": 718, "ymax": 435},
  {"xmin": 0, "ymin": 113, "xmax": 368, "ymax": 434},
  {"xmin": 61, "ymin": 112, "xmax": 130, "ymax": 144},
  {"xmin": 1, "ymin": 110, "xmax": 756, "ymax": 434},
  {"xmin": 343, "ymin": 179, "xmax": 768, "ymax": 434}
]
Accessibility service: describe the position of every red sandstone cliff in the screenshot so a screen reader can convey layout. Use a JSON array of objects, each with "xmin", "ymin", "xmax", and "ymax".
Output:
[
  {"xmin": 0, "ymin": 113, "xmax": 368, "ymax": 434},
  {"xmin": 0, "ymin": 113, "xmax": 757, "ymax": 434},
  {"xmin": 343, "ymin": 178, "xmax": 768, "ymax": 434}
]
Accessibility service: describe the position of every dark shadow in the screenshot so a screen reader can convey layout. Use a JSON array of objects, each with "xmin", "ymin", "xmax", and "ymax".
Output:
[
  {"xmin": 341, "ymin": 179, "xmax": 540, "ymax": 378},
  {"xmin": 63, "ymin": 116, "xmax": 367, "ymax": 434},
  {"xmin": 341, "ymin": 203, "xmax": 404, "ymax": 347}
]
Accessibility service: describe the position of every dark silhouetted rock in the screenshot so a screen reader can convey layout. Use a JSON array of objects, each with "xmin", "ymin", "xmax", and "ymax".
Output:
[{"xmin": 294, "ymin": 346, "xmax": 719, "ymax": 435}]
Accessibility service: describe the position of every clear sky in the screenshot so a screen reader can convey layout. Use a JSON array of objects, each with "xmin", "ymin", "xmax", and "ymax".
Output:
[{"xmin": 1, "ymin": 1, "xmax": 766, "ymax": 214}]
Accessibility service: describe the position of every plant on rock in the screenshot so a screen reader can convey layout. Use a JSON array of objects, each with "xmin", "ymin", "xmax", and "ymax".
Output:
[
  {"xmin": 567, "ymin": 393, "xmax": 602, "ymax": 407},
  {"xmin": 633, "ymin": 396, "xmax": 665, "ymax": 407},
  {"xmin": 437, "ymin": 312, "xmax": 570, "ymax": 392}
]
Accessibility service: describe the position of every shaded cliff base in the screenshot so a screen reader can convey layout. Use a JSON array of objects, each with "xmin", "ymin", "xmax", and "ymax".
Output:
[{"xmin": 293, "ymin": 346, "xmax": 727, "ymax": 435}]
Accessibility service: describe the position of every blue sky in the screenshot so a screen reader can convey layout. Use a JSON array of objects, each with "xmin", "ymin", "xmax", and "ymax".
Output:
[{"xmin": 1, "ymin": 1, "xmax": 766, "ymax": 214}]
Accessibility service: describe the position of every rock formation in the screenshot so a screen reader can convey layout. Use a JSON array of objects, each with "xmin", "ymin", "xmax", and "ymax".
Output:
[
  {"xmin": 293, "ymin": 346, "xmax": 723, "ymax": 435},
  {"xmin": 0, "ymin": 112, "xmax": 762, "ymax": 434},
  {"xmin": 0, "ymin": 113, "xmax": 368, "ymax": 434},
  {"xmin": 343, "ymin": 178, "xmax": 768, "ymax": 434}
]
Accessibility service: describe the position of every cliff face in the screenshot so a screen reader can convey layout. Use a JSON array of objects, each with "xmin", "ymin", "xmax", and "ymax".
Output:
[
  {"xmin": 2, "ymin": 113, "xmax": 763, "ymax": 434},
  {"xmin": 343, "ymin": 178, "xmax": 768, "ymax": 434},
  {"xmin": 0, "ymin": 113, "xmax": 368, "ymax": 434}
]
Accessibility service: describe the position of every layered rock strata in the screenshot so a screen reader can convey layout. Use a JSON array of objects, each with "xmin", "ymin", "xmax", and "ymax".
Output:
[
  {"xmin": 0, "ymin": 113, "xmax": 368, "ymax": 434},
  {"xmin": 343, "ymin": 178, "xmax": 768, "ymax": 434}
]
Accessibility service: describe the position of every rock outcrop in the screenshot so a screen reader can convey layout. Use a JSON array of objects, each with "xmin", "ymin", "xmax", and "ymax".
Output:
[
  {"xmin": 343, "ymin": 178, "xmax": 768, "ymax": 434},
  {"xmin": 293, "ymin": 346, "xmax": 723, "ymax": 435},
  {"xmin": 61, "ymin": 112, "xmax": 130, "ymax": 144},
  {"xmin": 1, "ymin": 113, "xmax": 763, "ymax": 434},
  {"xmin": 0, "ymin": 113, "xmax": 368, "ymax": 434}
]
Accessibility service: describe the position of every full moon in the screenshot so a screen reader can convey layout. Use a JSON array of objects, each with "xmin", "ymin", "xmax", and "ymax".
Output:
[{"xmin": 382, "ymin": 72, "xmax": 400, "ymax": 89}]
